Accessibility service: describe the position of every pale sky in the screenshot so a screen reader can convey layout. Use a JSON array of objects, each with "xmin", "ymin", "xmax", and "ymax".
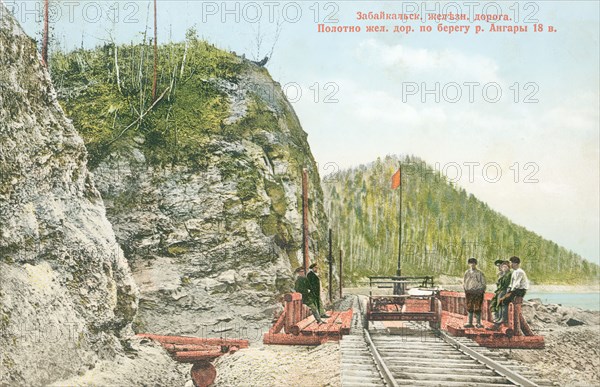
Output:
[{"xmin": 8, "ymin": 0, "xmax": 599, "ymax": 264}]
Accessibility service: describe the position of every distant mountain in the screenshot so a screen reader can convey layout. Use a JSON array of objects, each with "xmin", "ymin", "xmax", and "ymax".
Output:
[{"xmin": 323, "ymin": 155, "xmax": 599, "ymax": 285}]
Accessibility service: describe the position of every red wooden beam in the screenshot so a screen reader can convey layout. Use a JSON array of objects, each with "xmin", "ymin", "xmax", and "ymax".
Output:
[
  {"xmin": 174, "ymin": 350, "xmax": 223, "ymax": 363},
  {"xmin": 520, "ymin": 312, "xmax": 534, "ymax": 336},
  {"xmin": 339, "ymin": 309, "xmax": 353, "ymax": 335},
  {"xmin": 137, "ymin": 334, "xmax": 249, "ymax": 348},
  {"xmin": 284, "ymin": 300, "xmax": 297, "ymax": 334},
  {"xmin": 290, "ymin": 315, "xmax": 317, "ymax": 336},
  {"xmin": 302, "ymin": 305, "xmax": 311, "ymax": 321},
  {"xmin": 303, "ymin": 312, "xmax": 341, "ymax": 336},
  {"xmin": 269, "ymin": 311, "xmax": 286, "ymax": 335},
  {"xmin": 162, "ymin": 343, "xmax": 222, "ymax": 353},
  {"xmin": 284, "ymin": 292, "xmax": 303, "ymax": 302},
  {"xmin": 263, "ymin": 333, "xmax": 325, "ymax": 345},
  {"xmin": 473, "ymin": 335, "xmax": 545, "ymax": 349},
  {"xmin": 322, "ymin": 311, "xmax": 342, "ymax": 333}
]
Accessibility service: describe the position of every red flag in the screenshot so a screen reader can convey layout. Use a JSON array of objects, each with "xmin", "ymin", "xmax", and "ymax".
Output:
[{"xmin": 391, "ymin": 169, "xmax": 401, "ymax": 189}]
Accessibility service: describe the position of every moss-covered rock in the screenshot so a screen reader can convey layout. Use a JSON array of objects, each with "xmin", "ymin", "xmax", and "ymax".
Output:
[{"xmin": 50, "ymin": 33, "xmax": 329, "ymax": 335}]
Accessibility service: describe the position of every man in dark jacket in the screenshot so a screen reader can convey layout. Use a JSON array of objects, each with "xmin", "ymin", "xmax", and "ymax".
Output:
[
  {"xmin": 463, "ymin": 257, "xmax": 486, "ymax": 328},
  {"xmin": 293, "ymin": 267, "xmax": 309, "ymax": 301},
  {"xmin": 489, "ymin": 260, "xmax": 512, "ymax": 323},
  {"xmin": 306, "ymin": 263, "xmax": 330, "ymax": 320}
]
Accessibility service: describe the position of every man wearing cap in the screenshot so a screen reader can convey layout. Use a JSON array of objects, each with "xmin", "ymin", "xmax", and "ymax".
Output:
[
  {"xmin": 489, "ymin": 260, "xmax": 512, "ymax": 325},
  {"xmin": 293, "ymin": 267, "xmax": 310, "ymax": 302},
  {"xmin": 307, "ymin": 263, "xmax": 330, "ymax": 321},
  {"xmin": 493, "ymin": 256, "xmax": 529, "ymax": 328},
  {"xmin": 293, "ymin": 266, "xmax": 324, "ymax": 324},
  {"xmin": 463, "ymin": 257, "xmax": 487, "ymax": 328}
]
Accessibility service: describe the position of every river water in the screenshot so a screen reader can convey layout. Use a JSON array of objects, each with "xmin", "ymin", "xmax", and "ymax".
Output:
[{"xmin": 525, "ymin": 292, "xmax": 600, "ymax": 311}]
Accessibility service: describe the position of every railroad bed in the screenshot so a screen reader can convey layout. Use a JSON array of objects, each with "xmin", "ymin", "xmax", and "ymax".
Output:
[{"xmin": 340, "ymin": 296, "xmax": 556, "ymax": 387}]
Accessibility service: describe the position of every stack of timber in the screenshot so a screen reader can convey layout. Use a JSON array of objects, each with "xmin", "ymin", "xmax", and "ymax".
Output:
[
  {"xmin": 263, "ymin": 292, "xmax": 353, "ymax": 345},
  {"xmin": 439, "ymin": 291, "xmax": 544, "ymax": 349},
  {"xmin": 137, "ymin": 333, "xmax": 249, "ymax": 386}
]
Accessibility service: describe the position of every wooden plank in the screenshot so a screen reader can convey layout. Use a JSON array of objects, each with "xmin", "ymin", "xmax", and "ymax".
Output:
[
  {"xmin": 174, "ymin": 350, "xmax": 223, "ymax": 363},
  {"xmin": 514, "ymin": 303, "xmax": 522, "ymax": 336},
  {"xmin": 269, "ymin": 310, "xmax": 286, "ymax": 335},
  {"xmin": 290, "ymin": 315, "xmax": 317, "ymax": 336},
  {"xmin": 137, "ymin": 334, "xmax": 249, "ymax": 348},
  {"xmin": 284, "ymin": 292, "xmax": 302, "ymax": 302},
  {"xmin": 263, "ymin": 333, "xmax": 324, "ymax": 345},
  {"xmin": 161, "ymin": 343, "xmax": 221, "ymax": 353},
  {"xmin": 520, "ymin": 312, "xmax": 534, "ymax": 336},
  {"xmin": 473, "ymin": 335, "xmax": 545, "ymax": 349},
  {"xmin": 284, "ymin": 299, "xmax": 296, "ymax": 334},
  {"xmin": 314, "ymin": 312, "xmax": 342, "ymax": 335},
  {"xmin": 339, "ymin": 309, "xmax": 353, "ymax": 335}
]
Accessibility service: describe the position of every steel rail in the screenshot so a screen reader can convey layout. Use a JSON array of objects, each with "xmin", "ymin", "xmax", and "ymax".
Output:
[
  {"xmin": 438, "ymin": 330, "xmax": 539, "ymax": 387},
  {"xmin": 363, "ymin": 328, "xmax": 399, "ymax": 387},
  {"xmin": 343, "ymin": 295, "xmax": 548, "ymax": 387}
]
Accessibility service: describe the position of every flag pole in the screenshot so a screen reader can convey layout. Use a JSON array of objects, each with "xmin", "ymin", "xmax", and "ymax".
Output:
[{"xmin": 397, "ymin": 164, "xmax": 402, "ymax": 278}]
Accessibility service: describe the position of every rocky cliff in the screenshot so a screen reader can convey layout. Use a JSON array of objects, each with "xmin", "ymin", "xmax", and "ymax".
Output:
[
  {"xmin": 52, "ymin": 36, "xmax": 329, "ymax": 337},
  {"xmin": 0, "ymin": 4, "xmax": 141, "ymax": 385}
]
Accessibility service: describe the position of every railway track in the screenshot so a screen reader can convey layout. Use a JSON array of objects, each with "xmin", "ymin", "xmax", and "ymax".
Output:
[{"xmin": 340, "ymin": 296, "xmax": 556, "ymax": 387}]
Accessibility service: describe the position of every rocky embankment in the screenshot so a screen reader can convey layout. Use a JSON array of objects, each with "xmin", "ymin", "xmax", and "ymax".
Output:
[
  {"xmin": 499, "ymin": 299, "xmax": 600, "ymax": 386},
  {"xmin": 0, "ymin": 4, "xmax": 189, "ymax": 385},
  {"xmin": 53, "ymin": 43, "xmax": 330, "ymax": 336}
]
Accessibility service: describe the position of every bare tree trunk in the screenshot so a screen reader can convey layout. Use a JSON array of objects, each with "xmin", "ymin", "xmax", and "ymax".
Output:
[
  {"xmin": 114, "ymin": 43, "xmax": 122, "ymax": 93},
  {"xmin": 138, "ymin": 2, "xmax": 150, "ymax": 127},
  {"xmin": 152, "ymin": 0, "xmax": 158, "ymax": 101},
  {"xmin": 180, "ymin": 39, "xmax": 188, "ymax": 77},
  {"xmin": 42, "ymin": 0, "xmax": 49, "ymax": 66}
]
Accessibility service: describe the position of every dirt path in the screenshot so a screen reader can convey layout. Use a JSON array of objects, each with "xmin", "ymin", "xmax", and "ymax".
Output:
[{"xmin": 214, "ymin": 341, "xmax": 341, "ymax": 387}]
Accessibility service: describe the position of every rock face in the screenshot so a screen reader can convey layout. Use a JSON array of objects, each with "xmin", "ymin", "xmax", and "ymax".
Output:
[
  {"xmin": 0, "ymin": 5, "xmax": 138, "ymax": 385},
  {"xmin": 81, "ymin": 56, "xmax": 329, "ymax": 335}
]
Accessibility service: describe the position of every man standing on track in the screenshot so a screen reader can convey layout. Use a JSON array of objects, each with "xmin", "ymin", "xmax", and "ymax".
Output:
[
  {"xmin": 463, "ymin": 257, "xmax": 487, "ymax": 328},
  {"xmin": 307, "ymin": 263, "xmax": 330, "ymax": 322}
]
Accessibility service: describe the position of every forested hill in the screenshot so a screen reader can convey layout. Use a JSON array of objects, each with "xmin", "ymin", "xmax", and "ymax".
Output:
[{"xmin": 323, "ymin": 155, "xmax": 599, "ymax": 285}]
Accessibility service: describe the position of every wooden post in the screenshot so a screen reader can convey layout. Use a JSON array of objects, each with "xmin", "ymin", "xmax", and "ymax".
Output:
[
  {"xmin": 397, "ymin": 165, "xmax": 402, "ymax": 278},
  {"xmin": 514, "ymin": 297, "xmax": 523, "ymax": 336},
  {"xmin": 392, "ymin": 166, "xmax": 403, "ymax": 295},
  {"xmin": 508, "ymin": 303, "xmax": 515, "ymax": 333},
  {"xmin": 302, "ymin": 168, "xmax": 309, "ymax": 272},
  {"xmin": 152, "ymin": 0, "xmax": 158, "ymax": 101},
  {"xmin": 284, "ymin": 298, "xmax": 295, "ymax": 334},
  {"xmin": 328, "ymin": 228, "xmax": 333, "ymax": 303},
  {"xmin": 42, "ymin": 0, "xmax": 49, "ymax": 65},
  {"xmin": 339, "ymin": 249, "xmax": 343, "ymax": 299},
  {"xmin": 482, "ymin": 299, "xmax": 488, "ymax": 322}
]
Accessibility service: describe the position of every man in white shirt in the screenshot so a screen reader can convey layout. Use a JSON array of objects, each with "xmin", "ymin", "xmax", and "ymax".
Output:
[{"xmin": 493, "ymin": 256, "xmax": 529, "ymax": 328}]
